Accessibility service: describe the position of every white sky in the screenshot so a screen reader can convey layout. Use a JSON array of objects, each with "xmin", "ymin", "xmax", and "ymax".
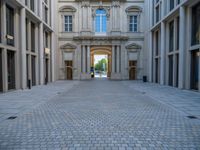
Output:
[{"xmin": 94, "ymin": 55, "xmax": 107, "ymax": 64}]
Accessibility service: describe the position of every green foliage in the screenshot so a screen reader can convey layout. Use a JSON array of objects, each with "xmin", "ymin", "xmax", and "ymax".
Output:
[{"xmin": 95, "ymin": 58, "xmax": 108, "ymax": 71}]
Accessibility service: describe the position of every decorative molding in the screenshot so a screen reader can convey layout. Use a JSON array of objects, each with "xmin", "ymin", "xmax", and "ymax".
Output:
[
  {"xmin": 112, "ymin": 1, "xmax": 120, "ymax": 7},
  {"xmin": 91, "ymin": 6, "xmax": 110, "ymax": 18},
  {"xmin": 125, "ymin": 6, "xmax": 142, "ymax": 13},
  {"xmin": 81, "ymin": 1, "xmax": 90, "ymax": 8},
  {"xmin": 126, "ymin": 43, "xmax": 142, "ymax": 50},
  {"xmin": 60, "ymin": 43, "xmax": 77, "ymax": 49},
  {"xmin": 59, "ymin": 6, "xmax": 77, "ymax": 12}
]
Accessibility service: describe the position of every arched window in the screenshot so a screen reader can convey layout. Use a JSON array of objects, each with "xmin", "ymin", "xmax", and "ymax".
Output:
[{"xmin": 95, "ymin": 9, "xmax": 107, "ymax": 34}]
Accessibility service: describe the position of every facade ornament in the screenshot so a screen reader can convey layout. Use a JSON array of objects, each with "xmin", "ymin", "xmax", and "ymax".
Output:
[
  {"xmin": 91, "ymin": 6, "xmax": 110, "ymax": 18},
  {"xmin": 112, "ymin": 1, "xmax": 120, "ymax": 8},
  {"xmin": 81, "ymin": 1, "xmax": 90, "ymax": 8}
]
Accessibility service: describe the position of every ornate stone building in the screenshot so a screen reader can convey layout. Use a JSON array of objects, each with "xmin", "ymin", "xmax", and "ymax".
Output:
[{"xmin": 57, "ymin": 0, "xmax": 148, "ymax": 80}]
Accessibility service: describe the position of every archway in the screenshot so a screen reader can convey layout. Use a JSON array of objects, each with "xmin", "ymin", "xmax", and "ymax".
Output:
[{"xmin": 90, "ymin": 46, "xmax": 112, "ymax": 79}]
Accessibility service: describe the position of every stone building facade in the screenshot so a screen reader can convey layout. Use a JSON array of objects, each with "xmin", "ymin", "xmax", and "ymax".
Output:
[
  {"xmin": 57, "ymin": 0, "xmax": 148, "ymax": 80},
  {"xmin": 148, "ymin": 0, "xmax": 200, "ymax": 92},
  {"xmin": 0, "ymin": 0, "xmax": 57, "ymax": 92}
]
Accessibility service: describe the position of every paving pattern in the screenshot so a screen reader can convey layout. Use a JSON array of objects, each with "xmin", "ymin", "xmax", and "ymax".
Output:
[{"xmin": 0, "ymin": 80, "xmax": 200, "ymax": 150}]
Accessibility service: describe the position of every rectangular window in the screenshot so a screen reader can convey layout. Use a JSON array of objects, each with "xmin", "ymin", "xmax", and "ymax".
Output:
[
  {"xmin": 25, "ymin": 0, "xmax": 28, "ymax": 6},
  {"xmin": 45, "ymin": 7, "xmax": 48, "ymax": 23},
  {"xmin": 6, "ymin": 5, "xmax": 14, "ymax": 46},
  {"xmin": 129, "ymin": 15, "xmax": 138, "ymax": 32},
  {"xmin": 45, "ymin": 32, "xmax": 48, "ymax": 48},
  {"xmin": 170, "ymin": 0, "xmax": 174, "ymax": 11},
  {"xmin": 176, "ymin": 17, "xmax": 180, "ymax": 50},
  {"xmin": 64, "ymin": 16, "xmax": 72, "ymax": 32},
  {"xmin": 155, "ymin": 31, "xmax": 159, "ymax": 56},
  {"xmin": 156, "ymin": 6, "xmax": 159, "ymax": 23},
  {"xmin": 168, "ymin": 55, "xmax": 173, "ymax": 86},
  {"xmin": 95, "ymin": 9, "xmax": 107, "ymax": 34},
  {"xmin": 191, "ymin": 50, "xmax": 199, "ymax": 90},
  {"xmin": 0, "ymin": 49, "xmax": 2, "ymax": 92},
  {"xmin": 30, "ymin": 0, "xmax": 34, "ymax": 12},
  {"xmin": 169, "ymin": 20, "xmax": 174, "ymax": 52},
  {"xmin": 7, "ymin": 50, "xmax": 15, "ymax": 90},
  {"xmin": 191, "ymin": 2, "xmax": 200, "ymax": 46},
  {"xmin": 31, "ymin": 22, "xmax": 35, "ymax": 52},
  {"xmin": 26, "ymin": 19, "xmax": 29, "ymax": 50}
]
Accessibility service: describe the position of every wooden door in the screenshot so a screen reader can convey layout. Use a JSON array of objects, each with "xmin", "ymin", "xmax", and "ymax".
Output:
[
  {"xmin": 129, "ymin": 61, "xmax": 137, "ymax": 80},
  {"xmin": 65, "ymin": 61, "xmax": 73, "ymax": 80}
]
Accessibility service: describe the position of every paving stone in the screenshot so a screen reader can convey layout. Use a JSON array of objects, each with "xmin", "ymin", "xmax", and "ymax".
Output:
[{"xmin": 0, "ymin": 80, "xmax": 199, "ymax": 149}]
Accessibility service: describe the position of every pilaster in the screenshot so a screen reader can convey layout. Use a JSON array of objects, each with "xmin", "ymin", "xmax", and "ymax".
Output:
[
  {"xmin": 178, "ymin": 6, "xmax": 186, "ymax": 89},
  {"xmin": 160, "ymin": 22, "xmax": 165, "ymax": 85},
  {"xmin": 20, "ymin": 8, "xmax": 27, "ymax": 89}
]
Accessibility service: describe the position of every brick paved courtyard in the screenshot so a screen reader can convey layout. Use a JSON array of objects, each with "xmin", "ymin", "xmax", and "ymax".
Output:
[{"xmin": 0, "ymin": 80, "xmax": 200, "ymax": 150}]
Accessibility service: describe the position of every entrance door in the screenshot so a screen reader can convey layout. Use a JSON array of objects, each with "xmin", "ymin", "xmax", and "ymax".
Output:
[
  {"xmin": 191, "ymin": 50, "xmax": 199, "ymax": 90},
  {"xmin": 31, "ymin": 56, "xmax": 36, "ymax": 86},
  {"xmin": 65, "ymin": 61, "xmax": 73, "ymax": 80},
  {"xmin": 129, "ymin": 61, "xmax": 137, "ymax": 80},
  {"xmin": 45, "ymin": 58, "xmax": 49, "ymax": 84},
  {"xmin": 0, "ymin": 49, "xmax": 3, "ymax": 92},
  {"xmin": 7, "ymin": 50, "xmax": 15, "ymax": 90}
]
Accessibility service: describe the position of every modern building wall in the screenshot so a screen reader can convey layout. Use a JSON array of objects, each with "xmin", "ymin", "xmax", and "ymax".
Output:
[
  {"xmin": 148, "ymin": 0, "xmax": 200, "ymax": 92},
  {"xmin": 0, "ymin": 0, "xmax": 57, "ymax": 93},
  {"xmin": 57, "ymin": 0, "xmax": 146, "ymax": 80}
]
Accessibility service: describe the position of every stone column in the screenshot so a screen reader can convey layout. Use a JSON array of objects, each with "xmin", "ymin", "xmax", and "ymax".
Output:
[
  {"xmin": 160, "ymin": 22, "xmax": 165, "ymax": 85},
  {"xmin": 20, "ymin": 8, "xmax": 27, "ymax": 89},
  {"xmin": 112, "ymin": 45, "xmax": 115, "ymax": 73},
  {"xmin": 178, "ymin": 6, "xmax": 186, "ymax": 89},
  {"xmin": 87, "ymin": 45, "xmax": 90, "ymax": 73},
  {"xmin": 2, "ymin": 49, "xmax": 8, "ymax": 92},
  {"xmin": 117, "ymin": 45, "xmax": 120, "ymax": 73},
  {"xmin": 39, "ymin": 23, "xmax": 44, "ymax": 84},
  {"xmin": 77, "ymin": 45, "xmax": 82, "ymax": 79},
  {"xmin": 82, "ymin": 45, "xmax": 86, "ymax": 73}
]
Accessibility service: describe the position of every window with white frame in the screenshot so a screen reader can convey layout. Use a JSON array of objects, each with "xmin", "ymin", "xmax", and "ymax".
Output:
[
  {"xmin": 129, "ymin": 15, "xmax": 138, "ymax": 32},
  {"xmin": 64, "ymin": 15, "xmax": 72, "ymax": 32},
  {"xmin": 126, "ymin": 6, "xmax": 141, "ymax": 33},
  {"xmin": 95, "ymin": 9, "xmax": 107, "ymax": 34}
]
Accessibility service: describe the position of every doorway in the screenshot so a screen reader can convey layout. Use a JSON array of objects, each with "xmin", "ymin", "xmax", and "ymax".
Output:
[
  {"xmin": 129, "ymin": 61, "xmax": 137, "ymax": 80},
  {"xmin": 31, "ymin": 56, "xmax": 36, "ymax": 86},
  {"xmin": 65, "ymin": 60, "xmax": 73, "ymax": 80},
  {"xmin": 191, "ymin": 50, "xmax": 199, "ymax": 90},
  {"xmin": 7, "ymin": 50, "xmax": 15, "ymax": 90},
  {"xmin": 45, "ymin": 58, "xmax": 49, "ymax": 84},
  {"xmin": 90, "ymin": 46, "xmax": 112, "ymax": 79},
  {"xmin": 94, "ymin": 55, "xmax": 108, "ymax": 78},
  {"xmin": 0, "ymin": 49, "xmax": 3, "ymax": 92}
]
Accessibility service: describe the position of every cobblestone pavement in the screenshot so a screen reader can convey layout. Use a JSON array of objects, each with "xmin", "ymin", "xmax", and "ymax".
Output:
[
  {"xmin": 0, "ymin": 80, "xmax": 200, "ymax": 150},
  {"xmin": 124, "ymin": 81, "xmax": 200, "ymax": 118}
]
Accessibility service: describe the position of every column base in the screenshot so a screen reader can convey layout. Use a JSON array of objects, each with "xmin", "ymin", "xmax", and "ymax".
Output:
[
  {"xmin": 110, "ymin": 73, "xmax": 122, "ymax": 80},
  {"xmin": 80, "ymin": 73, "xmax": 91, "ymax": 80}
]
